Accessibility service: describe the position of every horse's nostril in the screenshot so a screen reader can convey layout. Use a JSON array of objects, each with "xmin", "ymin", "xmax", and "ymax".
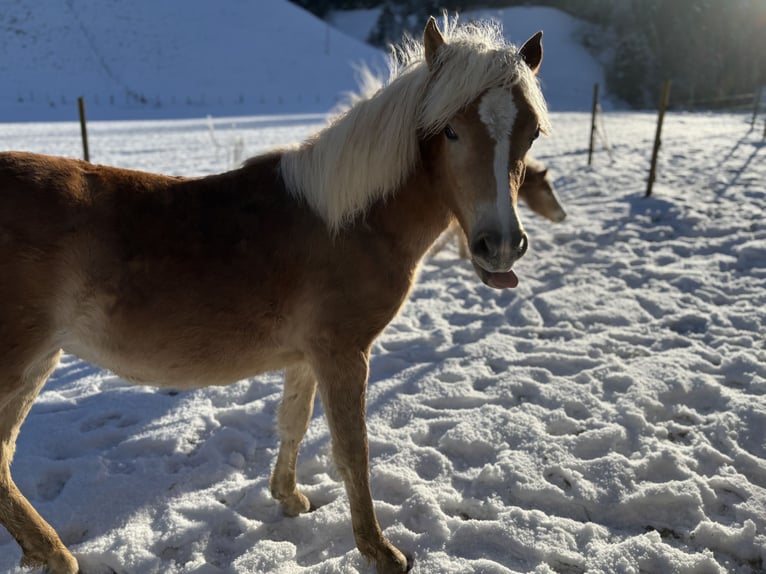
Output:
[{"xmin": 471, "ymin": 232, "xmax": 499, "ymax": 261}]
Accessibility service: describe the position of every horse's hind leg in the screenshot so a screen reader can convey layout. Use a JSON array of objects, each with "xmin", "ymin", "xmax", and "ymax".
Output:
[
  {"xmin": 270, "ymin": 363, "xmax": 317, "ymax": 516},
  {"xmin": 0, "ymin": 349, "xmax": 79, "ymax": 574}
]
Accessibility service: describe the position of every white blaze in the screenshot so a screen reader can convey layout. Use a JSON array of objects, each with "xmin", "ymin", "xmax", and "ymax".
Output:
[{"xmin": 478, "ymin": 88, "xmax": 518, "ymax": 240}]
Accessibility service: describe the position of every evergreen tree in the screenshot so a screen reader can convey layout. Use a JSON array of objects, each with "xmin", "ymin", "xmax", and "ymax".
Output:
[{"xmin": 367, "ymin": 2, "xmax": 399, "ymax": 47}]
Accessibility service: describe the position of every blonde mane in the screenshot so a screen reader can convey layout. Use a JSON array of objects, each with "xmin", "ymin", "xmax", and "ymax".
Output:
[{"xmin": 279, "ymin": 15, "xmax": 551, "ymax": 233}]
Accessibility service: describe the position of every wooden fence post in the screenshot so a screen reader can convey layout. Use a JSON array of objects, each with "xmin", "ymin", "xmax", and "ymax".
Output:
[
  {"xmin": 751, "ymin": 86, "xmax": 762, "ymax": 130},
  {"xmin": 646, "ymin": 80, "xmax": 671, "ymax": 198},
  {"xmin": 78, "ymin": 97, "xmax": 90, "ymax": 162},
  {"xmin": 588, "ymin": 83, "xmax": 600, "ymax": 166}
]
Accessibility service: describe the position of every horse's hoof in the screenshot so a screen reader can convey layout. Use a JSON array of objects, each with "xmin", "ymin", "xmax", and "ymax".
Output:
[
  {"xmin": 72, "ymin": 554, "xmax": 125, "ymax": 574},
  {"xmin": 279, "ymin": 490, "xmax": 312, "ymax": 516},
  {"xmin": 372, "ymin": 541, "xmax": 410, "ymax": 574}
]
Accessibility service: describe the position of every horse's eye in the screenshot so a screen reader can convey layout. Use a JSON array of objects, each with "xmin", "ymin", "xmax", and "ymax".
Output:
[
  {"xmin": 444, "ymin": 125, "xmax": 458, "ymax": 141},
  {"xmin": 532, "ymin": 126, "xmax": 541, "ymax": 141}
]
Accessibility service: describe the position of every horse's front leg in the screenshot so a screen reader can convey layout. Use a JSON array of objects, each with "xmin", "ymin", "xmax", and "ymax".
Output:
[
  {"xmin": 312, "ymin": 351, "xmax": 409, "ymax": 574},
  {"xmin": 270, "ymin": 363, "xmax": 317, "ymax": 516}
]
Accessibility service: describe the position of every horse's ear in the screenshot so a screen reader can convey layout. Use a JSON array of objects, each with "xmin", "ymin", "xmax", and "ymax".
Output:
[
  {"xmin": 540, "ymin": 169, "xmax": 548, "ymax": 178},
  {"xmin": 424, "ymin": 16, "xmax": 446, "ymax": 69},
  {"xmin": 519, "ymin": 31, "xmax": 543, "ymax": 74}
]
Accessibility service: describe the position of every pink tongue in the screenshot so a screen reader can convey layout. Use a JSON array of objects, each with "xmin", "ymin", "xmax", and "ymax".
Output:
[{"xmin": 487, "ymin": 270, "xmax": 519, "ymax": 289}]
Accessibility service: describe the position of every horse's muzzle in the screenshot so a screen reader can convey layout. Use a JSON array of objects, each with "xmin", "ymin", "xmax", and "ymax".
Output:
[{"xmin": 470, "ymin": 229, "xmax": 528, "ymax": 273}]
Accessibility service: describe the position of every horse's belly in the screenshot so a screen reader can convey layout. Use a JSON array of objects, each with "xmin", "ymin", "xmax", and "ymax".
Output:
[
  {"xmin": 64, "ymin": 339, "xmax": 299, "ymax": 389},
  {"xmin": 50, "ymin": 260, "xmax": 307, "ymax": 387},
  {"xmin": 61, "ymin": 314, "xmax": 300, "ymax": 389}
]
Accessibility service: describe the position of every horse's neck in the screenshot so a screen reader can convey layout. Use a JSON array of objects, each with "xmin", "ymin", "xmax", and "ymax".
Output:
[{"xmin": 365, "ymin": 163, "xmax": 453, "ymax": 265}]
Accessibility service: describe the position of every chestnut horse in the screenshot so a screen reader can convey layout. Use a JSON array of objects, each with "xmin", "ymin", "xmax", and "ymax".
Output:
[
  {"xmin": 0, "ymin": 17, "xmax": 549, "ymax": 574},
  {"xmin": 518, "ymin": 156, "xmax": 566, "ymax": 224}
]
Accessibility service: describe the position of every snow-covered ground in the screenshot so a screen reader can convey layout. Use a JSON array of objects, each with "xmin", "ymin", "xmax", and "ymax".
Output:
[
  {"xmin": 1, "ymin": 108, "xmax": 764, "ymax": 573},
  {"xmin": 2, "ymin": 2, "xmax": 765, "ymax": 572}
]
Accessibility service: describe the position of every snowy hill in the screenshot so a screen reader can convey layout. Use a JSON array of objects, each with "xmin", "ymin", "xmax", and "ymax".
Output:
[
  {"xmin": 1, "ymin": 2, "xmax": 610, "ymax": 122},
  {"xmin": 0, "ymin": 0, "xmax": 385, "ymax": 121},
  {"xmin": 329, "ymin": 6, "xmax": 610, "ymax": 112}
]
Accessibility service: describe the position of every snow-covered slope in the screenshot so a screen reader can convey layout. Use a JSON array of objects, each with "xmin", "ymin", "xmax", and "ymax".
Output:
[
  {"xmin": 3, "ymin": 2, "xmax": 611, "ymax": 122},
  {"xmin": 330, "ymin": 6, "xmax": 609, "ymax": 112},
  {"xmin": 0, "ymin": 0, "xmax": 385, "ymax": 121}
]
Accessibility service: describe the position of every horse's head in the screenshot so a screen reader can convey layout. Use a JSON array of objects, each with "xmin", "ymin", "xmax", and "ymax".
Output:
[
  {"xmin": 519, "ymin": 161, "xmax": 567, "ymax": 223},
  {"xmin": 422, "ymin": 18, "xmax": 549, "ymax": 289}
]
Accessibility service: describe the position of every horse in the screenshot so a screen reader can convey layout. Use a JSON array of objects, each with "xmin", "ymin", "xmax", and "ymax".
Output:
[
  {"xmin": 430, "ymin": 155, "xmax": 566, "ymax": 258},
  {"xmin": 518, "ymin": 156, "xmax": 566, "ymax": 224},
  {"xmin": 0, "ymin": 16, "xmax": 549, "ymax": 574}
]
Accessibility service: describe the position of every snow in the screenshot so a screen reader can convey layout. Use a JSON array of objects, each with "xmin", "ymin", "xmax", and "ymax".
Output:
[
  {"xmin": 327, "ymin": 8, "xmax": 382, "ymax": 44},
  {"xmin": 2, "ymin": 2, "xmax": 766, "ymax": 573},
  {"xmin": 1, "ymin": 108, "xmax": 764, "ymax": 574}
]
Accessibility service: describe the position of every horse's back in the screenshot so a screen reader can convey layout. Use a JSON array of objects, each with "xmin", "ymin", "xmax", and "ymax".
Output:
[
  {"xmin": 0, "ymin": 151, "xmax": 187, "ymax": 248},
  {"xmin": 1, "ymin": 152, "xmax": 86, "ymax": 243},
  {"xmin": 0, "ymin": 149, "xmax": 290, "ymax": 263},
  {"xmin": 0, "ymin": 151, "xmax": 182, "ymax": 299}
]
